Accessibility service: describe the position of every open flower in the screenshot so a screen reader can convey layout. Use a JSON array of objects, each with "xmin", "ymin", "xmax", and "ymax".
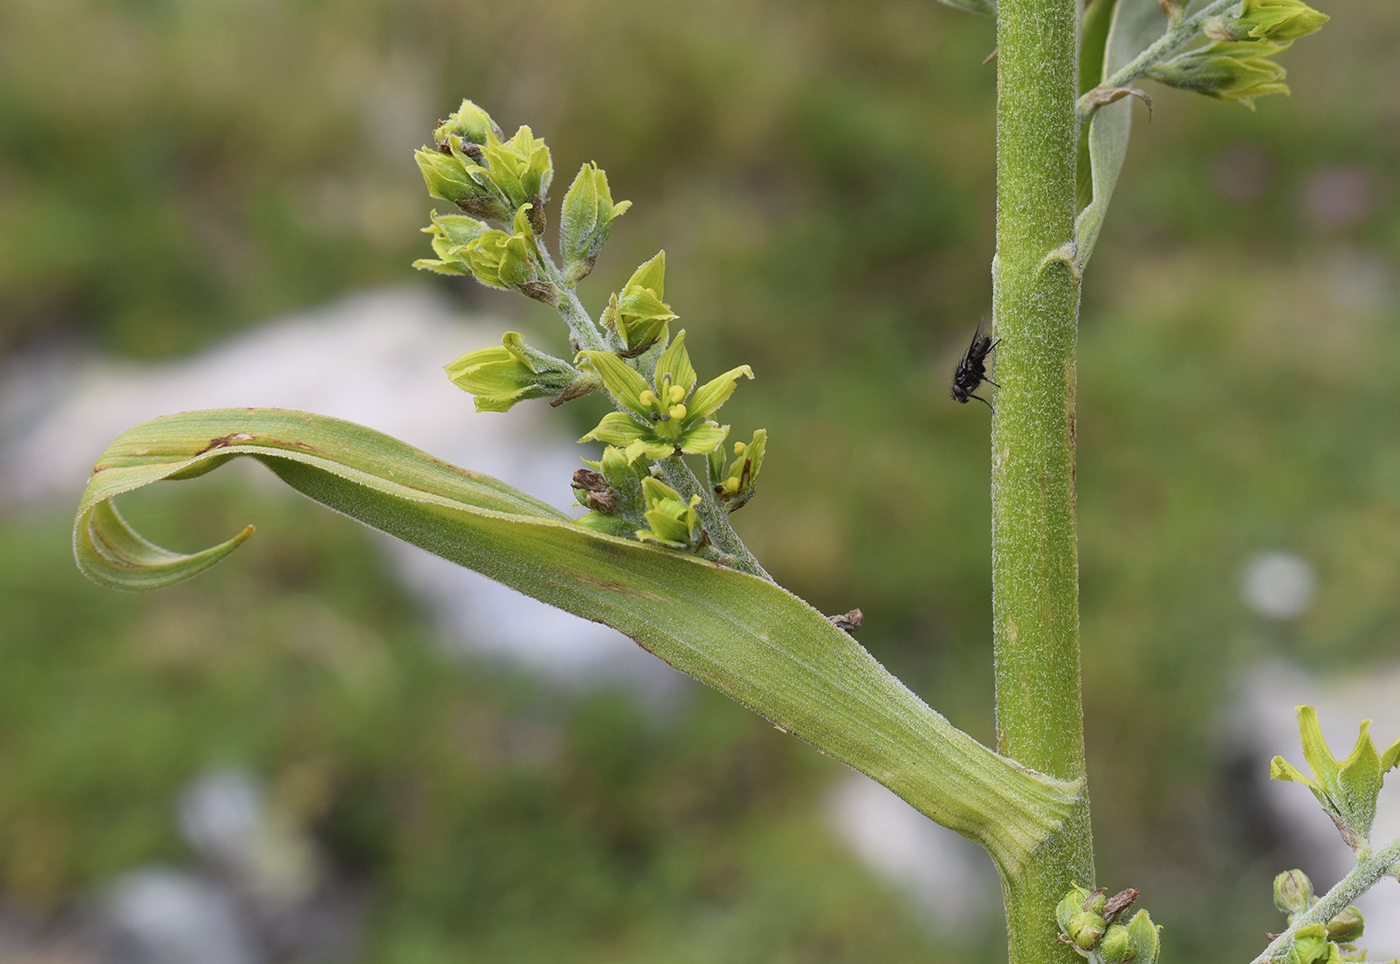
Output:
[
  {"xmin": 708, "ymin": 429, "xmax": 766, "ymax": 509},
  {"xmin": 578, "ymin": 331, "xmax": 753, "ymax": 463},
  {"xmin": 1270, "ymin": 705, "xmax": 1400, "ymax": 849}
]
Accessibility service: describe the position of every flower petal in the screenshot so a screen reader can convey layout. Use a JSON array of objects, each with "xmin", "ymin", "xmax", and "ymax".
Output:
[
  {"xmin": 579, "ymin": 412, "xmax": 648, "ymax": 446},
  {"xmin": 690, "ymin": 364, "xmax": 754, "ymax": 418},
  {"xmin": 679, "ymin": 421, "xmax": 730, "ymax": 455},
  {"xmin": 578, "ymin": 351, "xmax": 651, "ymax": 413},
  {"xmin": 654, "ymin": 330, "xmax": 697, "ymax": 395},
  {"xmin": 623, "ymin": 438, "xmax": 676, "ymax": 463}
]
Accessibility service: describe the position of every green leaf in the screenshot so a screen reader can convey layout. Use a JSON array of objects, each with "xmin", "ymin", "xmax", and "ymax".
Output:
[
  {"xmin": 72, "ymin": 408, "xmax": 1078, "ymax": 870},
  {"xmin": 1074, "ymin": 0, "xmax": 1165, "ymax": 269},
  {"xmin": 931, "ymin": 0, "xmax": 995, "ymax": 15}
]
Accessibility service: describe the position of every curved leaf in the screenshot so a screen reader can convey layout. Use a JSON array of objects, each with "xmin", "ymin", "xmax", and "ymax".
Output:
[
  {"xmin": 1074, "ymin": 0, "xmax": 1166, "ymax": 268},
  {"xmin": 73, "ymin": 407, "xmax": 1079, "ymax": 869}
]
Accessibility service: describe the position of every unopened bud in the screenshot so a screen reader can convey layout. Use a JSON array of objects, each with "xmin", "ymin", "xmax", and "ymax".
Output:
[
  {"xmin": 1325, "ymin": 905, "xmax": 1364, "ymax": 943},
  {"xmin": 1057, "ymin": 886, "xmax": 1092, "ymax": 932},
  {"xmin": 1068, "ymin": 911, "xmax": 1106, "ymax": 950},
  {"xmin": 1126, "ymin": 910, "xmax": 1161, "ymax": 964},
  {"xmin": 1273, "ymin": 869, "xmax": 1315, "ymax": 918},
  {"xmin": 1100, "ymin": 924, "xmax": 1136, "ymax": 964}
]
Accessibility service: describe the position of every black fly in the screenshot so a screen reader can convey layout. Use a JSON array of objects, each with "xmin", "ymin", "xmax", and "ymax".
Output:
[{"xmin": 950, "ymin": 323, "xmax": 999, "ymax": 412}]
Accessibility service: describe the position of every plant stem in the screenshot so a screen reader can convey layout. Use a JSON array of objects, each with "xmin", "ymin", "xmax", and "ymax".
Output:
[
  {"xmin": 655, "ymin": 457, "xmax": 771, "ymax": 581},
  {"xmin": 993, "ymin": 0, "xmax": 1096, "ymax": 954},
  {"xmin": 1250, "ymin": 837, "xmax": 1400, "ymax": 964},
  {"xmin": 537, "ymin": 241, "xmax": 612, "ymax": 352}
]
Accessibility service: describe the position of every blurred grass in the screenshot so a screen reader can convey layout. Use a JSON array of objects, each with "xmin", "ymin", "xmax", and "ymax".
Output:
[{"xmin": 2, "ymin": 0, "xmax": 1399, "ymax": 959}]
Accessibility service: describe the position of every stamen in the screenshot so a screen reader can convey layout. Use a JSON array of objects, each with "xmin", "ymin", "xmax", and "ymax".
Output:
[
  {"xmin": 669, "ymin": 404, "xmax": 687, "ymax": 420},
  {"xmin": 639, "ymin": 390, "xmax": 656, "ymax": 408},
  {"xmin": 669, "ymin": 384, "xmax": 686, "ymax": 404}
]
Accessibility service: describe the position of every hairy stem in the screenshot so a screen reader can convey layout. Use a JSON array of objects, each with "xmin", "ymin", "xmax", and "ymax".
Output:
[
  {"xmin": 655, "ymin": 457, "xmax": 771, "ymax": 581},
  {"xmin": 537, "ymin": 241, "xmax": 612, "ymax": 352},
  {"xmin": 993, "ymin": 0, "xmax": 1096, "ymax": 955},
  {"xmin": 1250, "ymin": 837, "xmax": 1400, "ymax": 964}
]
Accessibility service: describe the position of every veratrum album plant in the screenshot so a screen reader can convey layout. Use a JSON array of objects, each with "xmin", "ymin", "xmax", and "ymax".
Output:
[{"xmin": 72, "ymin": 0, "xmax": 1400, "ymax": 961}]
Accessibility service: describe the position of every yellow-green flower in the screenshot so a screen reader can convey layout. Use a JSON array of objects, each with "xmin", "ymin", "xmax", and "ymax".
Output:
[
  {"xmin": 578, "ymin": 331, "xmax": 753, "ymax": 463},
  {"xmin": 601, "ymin": 252, "xmax": 678, "ymax": 355},
  {"xmin": 708, "ymin": 429, "xmax": 766, "ymax": 509},
  {"xmin": 412, "ymin": 213, "xmax": 490, "ymax": 276},
  {"xmin": 446, "ymin": 332, "xmax": 594, "ymax": 412},
  {"xmin": 1270, "ymin": 705, "xmax": 1400, "ymax": 849},
  {"xmin": 636, "ymin": 477, "xmax": 704, "ymax": 548},
  {"xmin": 1147, "ymin": 41, "xmax": 1291, "ymax": 108},
  {"xmin": 560, "ymin": 162, "xmax": 631, "ymax": 284},
  {"xmin": 1237, "ymin": 0, "xmax": 1328, "ymax": 41}
]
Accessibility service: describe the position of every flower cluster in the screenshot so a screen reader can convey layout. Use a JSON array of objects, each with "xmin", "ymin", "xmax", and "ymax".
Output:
[
  {"xmin": 1271, "ymin": 870, "xmax": 1390, "ymax": 964},
  {"xmin": 578, "ymin": 332, "xmax": 752, "ymax": 464},
  {"xmin": 1055, "ymin": 886, "xmax": 1160, "ymax": 964},
  {"xmin": 414, "ymin": 100, "xmax": 767, "ymax": 564},
  {"xmin": 1149, "ymin": 0, "xmax": 1327, "ymax": 107}
]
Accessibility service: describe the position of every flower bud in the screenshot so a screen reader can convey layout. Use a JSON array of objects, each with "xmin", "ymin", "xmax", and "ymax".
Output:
[
  {"xmin": 1273, "ymin": 869, "xmax": 1315, "ymax": 919},
  {"xmin": 414, "ymin": 148, "xmax": 510, "ymax": 221},
  {"xmin": 1325, "ymin": 905, "xmax": 1364, "ymax": 943},
  {"xmin": 606, "ymin": 252, "xmax": 679, "ymax": 355},
  {"xmin": 560, "ymin": 162, "xmax": 632, "ymax": 284},
  {"xmin": 1099, "ymin": 924, "xmax": 1136, "ymax": 964},
  {"xmin": 1146, "ymin": 41, "xmax": 1291, "ymax": 108},
  {"xmin": 432, "ymin": 99, "xmax": 501, "ymax": 147},
  {"xmin": 1057, "ymin": 886, "xmax": 1092, "ymax": 932},
  {"xmin": 1287, "ymin": 924, "xmax": 1336, "ymax": 964},
  {"xmin": 637, "ymin": 477, "xmax": 705, "ymax": 549},
  {"xmin": 1067, "ymin": 910, "xmax": 1106, "ymax": 950},
  {"xmin": 1236, "ymin": 0, "xmax": 1328, "ymax": 42},
  {"xmin": 1125, "ymin": 910, "xmax": 1160, "ymax": 964},
  {"xmin": 444, "ymin": 332, "xmax": 584, "ymax": 413}
]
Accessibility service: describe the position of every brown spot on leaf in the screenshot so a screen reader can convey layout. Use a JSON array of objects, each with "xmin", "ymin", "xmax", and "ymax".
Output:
[
  {"xmin": 564, "ymin": 569, "xmax": 662, "ymax": 599},
  {"xmin": 195, "ymin": 433, "xmax": 255, "ymax": 455}
]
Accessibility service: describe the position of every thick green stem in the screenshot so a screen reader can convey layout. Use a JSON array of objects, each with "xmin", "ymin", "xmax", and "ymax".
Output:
[{"xmin": 993, "ymin": 0, "xmax": 1095, "ymax": 956}]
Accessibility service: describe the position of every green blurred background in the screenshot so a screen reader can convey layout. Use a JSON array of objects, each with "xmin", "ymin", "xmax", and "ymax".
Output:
[{"xmin": 1, "ymin": 0, "xmax": 1398, "ymax": 960}]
